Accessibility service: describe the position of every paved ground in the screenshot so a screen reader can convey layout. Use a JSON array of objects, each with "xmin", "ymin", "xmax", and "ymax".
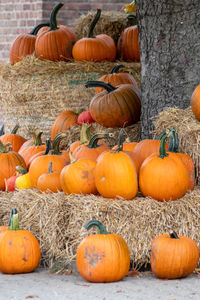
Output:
[{"xmin": 0, "ymin": 268, "xmax": 200, "ymax": 300}]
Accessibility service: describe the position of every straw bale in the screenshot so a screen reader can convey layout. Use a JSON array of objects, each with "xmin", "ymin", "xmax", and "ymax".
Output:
[
  {"xmin": 1, "ymin": 188, "xmax": 200, "ymax": 273},
  {"xmin": 74, "ymin": 11, "xmax": 128, "ymax": 44},
  {"xmin": 0, "ymin": 55, "xmax": 141, "ymax": 139},
  {"xmin": 152, "ymin": 106, "xmax": 200, "ymax": 184}
]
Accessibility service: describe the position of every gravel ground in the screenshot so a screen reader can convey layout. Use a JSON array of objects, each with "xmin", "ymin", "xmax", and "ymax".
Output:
[{"xmin": 0, "ymin": 268, "xmax": 200, "ymax": 300}]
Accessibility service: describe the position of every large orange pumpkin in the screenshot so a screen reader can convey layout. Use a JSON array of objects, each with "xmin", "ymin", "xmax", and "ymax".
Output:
[
  {"xmin": 151, "ymin": 231, "xmax": 199, "ymax": 279},
  {"xmin": 139, "ymin": 132, "xmax": 190, "ymax": 201},
  {"xmin": 95, "ymin": 64, "xmax": 138, "ymax": 94},
  {"xmin": 35, "ymin": 3, "xmax": 77, "ymax": 61},
  {"xmin": 191, "ymin": 84, "xmax": 200, "ymax": 121},
  {"xmin": 76, "ymin": 220, "xmax": 130, "ymax": 282},
  {"xmin": 0, "ymin": 124, "xmax": 27, "ymax": 152},
  {"xmin": 86, "ymin": 80, "xmax": 141, "ymax": 128},
  {"xmin": 0, "ymin": 209, "xmax": 41, "ymax": 274},
  {"xmin": 72, "ymin": 9, "xmax": 116, "ymax": 62}
]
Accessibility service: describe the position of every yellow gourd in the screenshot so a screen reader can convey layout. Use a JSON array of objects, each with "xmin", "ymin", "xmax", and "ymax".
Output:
[{"xmin": 15, "ymin": 166, "xmax": 32, "ymax": 189}]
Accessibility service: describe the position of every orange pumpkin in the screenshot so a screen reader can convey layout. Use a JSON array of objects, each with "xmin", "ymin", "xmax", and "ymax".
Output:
[
  {"xmin": 69, "ymin": 123, "xmax": 91, "ymax": 154},
  {"xmin": 112, "ymin": 141, "xmax": 138, "ymax": 152},
  {"xmin": 35, "ymin": 3, "xmax": 77, "ymax": 61},
  {"xmin": 0, "ymin": 141, "xmax": 26, "ymax": 190},
  {"xmin": 86, "ymin": 81, "xmax": 141, "ymax": 128},
  {"xmin": 9, "ymin": 22, "xmax": 49, "ymax": 65},
  {"xmin": 37, "ymin": 161, "xmax": 62, "ymax": 193},
  {"xmin": 151, "ymin": 231, "xmax": 199, "ymax": 279},
  {"xmin": 27, "ymin": 138, "xmax": 51, "ymax": 170},
  {"xmin": 51, "ymin": 110, "xmax": 78, "ymax": 141},
  {"xmin": 95, "ymin": 64, "xmax": 138, "ymax": 94},
  {"xmin": 0, "ymin": 209, "xmax": 41, "ymax": 274},
  {"xmin": 72, "ymin": 9, "xmax": 116, "ymax": 62},
  {"xmin": 139, "ymin": 132, "xmax": 190, "ymax": 201},
  {"xmin": 60, "ymin": 158, "xmax": 97, "ymax": 195},
  {"xmin": 191, "ymin": 84, "xmax": 200, "ymax": 121},
  {"xmin": 76, "ymin": 220, "xmax": 130, "ymax": 282},
  {"xmin": 0, "ymin": 125, "xmax": 27, "ymax": 152}
]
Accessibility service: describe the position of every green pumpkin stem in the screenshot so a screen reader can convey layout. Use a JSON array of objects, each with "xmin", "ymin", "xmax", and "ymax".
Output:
[
  {"xmin": 110, "ymin": 64, "xmax": 125, "ymax": 74},
  {"xmin": 16, "ymin": 166, "xmax": 27, "ymax": 175},
  {"xmin": 33, "ymin": 131, "xmax": 44, "ymax": 146},
  {"xmin": 85, "ymin": 80, "xmax": 117, "ymax": 93},
  {"xmin": 154, "ymin": 130, "xmax": 166, "ymax": 141},
  {"xmin": 84, "ymin": 220, "xmax": 109, "ymax": 234},
  {"xmin": 11, "ymin": 124, "xmax": 19, "ymax": 134},
  {"xmin": 8, "ymin": 208, "xmax": 15, "ymax": 226},
  {"xmin": 80, "ymin": 123, "xmax": 91, "ymax": 144},
  {"xmin": 29, "ymin": 22, "xmax": 50, "ymax": 35},
  {"xmin": 49, "ymin": 2, "xmax": 64, "ymax": 31},
  {"xmin": 0, "ymin": 125, "xmax": 5, "ymax": 136},
  {"xmin": 44, "ymin": 138, "xmax": 51, "ymax": 155},
  {"xmin": 167, "ymin": 127, "xmax": 179, "ymax": 153},
  {"xmin": 88, "ymin": 9, "xmax": 101, "ymax": 38},
  {"xmin": 116, "ymin": 128, "xmax": 125, "ymax": 152},
  {"xmin": 9, "ymin": 208, "xmax": 20, "ymax": 231},
  {"xmin": 48, "ymin": 161, "xmax": 53, "ymax": 173},
  {"xmin": 127, "ymin": 13, "xmax": 138, "ymax": 26},
  {"xmin": 52, "ymin": 133, "xmax": 64, "ymax": 155},
  {"xmin": 87, "ymin": 133, "xmax": 113, "ymax": 149},
  {"xmin": 158, "ymin": 130, "xmax": 172, "ymax": 159},
  {"xmin": 0, "ymin": 141, "xmax": 9, "ymax": 153},
  {"xmin": 169, "ymin": 230, "xmax": 179, "ymax": 239}
]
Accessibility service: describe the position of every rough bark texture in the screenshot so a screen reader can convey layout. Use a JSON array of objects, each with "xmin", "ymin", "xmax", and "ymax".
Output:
[{"xmin": 135, "ymin": 0, "xmax": 200, "ymax": 138}]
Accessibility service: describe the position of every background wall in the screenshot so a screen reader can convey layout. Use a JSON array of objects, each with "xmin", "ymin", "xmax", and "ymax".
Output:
[{"xmin": 0, "ymin": 0, "xmax": 127, "ymax": 63}]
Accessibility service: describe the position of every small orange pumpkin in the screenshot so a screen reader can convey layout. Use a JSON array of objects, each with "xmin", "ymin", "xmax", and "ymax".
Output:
[
  {"xmin": 37, "ymin": 161, "xmax": 62, "ymax": 193},
  {"xmin": 151, "ymin": 230, "xmax": 199, "ymax": 279},
  {"xmin": 76, "ymin": 220, "xmax": 130, "ymax": 282},
  {"xmin": 0, "ymin": 125, "xmax": 27, "ymax": 152}
]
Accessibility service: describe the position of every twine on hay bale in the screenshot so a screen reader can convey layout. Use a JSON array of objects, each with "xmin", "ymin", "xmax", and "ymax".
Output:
[
  {"xmin": 0, "ymin": 55, "xmax": 141, "ymax": 139},
  {"xmin": 1, "ymin": 188, "xmax": 200, "ymax": 272},
  {"xmin": 74, "ymin": 11, "xmax": 129, "ymax": 44},
  {"xmin": 152, "ymin": 106, "xmax": 200, "ymax": 184}
]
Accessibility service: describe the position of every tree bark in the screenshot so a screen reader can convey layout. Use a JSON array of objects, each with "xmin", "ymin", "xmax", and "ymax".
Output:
[{"xmin": 135, "ymin": 0, "xmax": 200, "ymax": 138}]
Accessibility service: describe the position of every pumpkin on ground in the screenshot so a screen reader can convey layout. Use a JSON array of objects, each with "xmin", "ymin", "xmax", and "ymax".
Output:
[
  {"xmin": 72, "ymin": 9, "xmax": 116, "ymax": 62},
  {"xmin": 0, "ymin": 125, "xmax": 27, "ymax": 152},
  {"xmin": 95, "ymin": 129, "xmax": 138, "ymax": 200},
  {"xmin": 191, "ymin": 84, "xmax": 200, "ymax": 121},
  {"xmin": 95, "ymin": 64, "xmax": 138, "ymax": 94},
  {"xmin": 139, "ymin": 131, "xmax": 190, "ymax": 201},
  {"xmin": 76, "ymin": 220, "xmax": 130, "ymax": 282},
  {"xmin": 151, "ymin": 231, "xmax": 199, "ymax": 279},
  {"xmin": 37, "ymin": 161, "xmax": 62, "ymax": 193},
  {"xmin": 35, "ymin": 3, "xmax": 77, "ymax": 61},
  {"xmin": 0, "ymin": 209, "xmax": 41, "ymax": 274},
  {"xmin": 86, "ymin": 80, "xmax": 141, "ymax": 128}
]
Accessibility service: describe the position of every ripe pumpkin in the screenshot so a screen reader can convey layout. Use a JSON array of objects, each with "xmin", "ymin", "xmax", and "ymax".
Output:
[
  {"xmin": 27, "ymin": 138, "xmax": 51, "ymax": 170},
  {"xmin": 72, "ymin": 9, "xmax": 116, "ymax": 62},
  {"xmin": 69, "ymin": 123, "xmax": 91, "ymax": 154},
  {"xmin": 51, "ymin": 110, "xmax": 78, "ymax": 141},
  {"xmin": 86, "ymin": 80, "xmax": 141, "ymax": 128},
  {"xmin": 0, "ymin": 141, "xmax": 26, "ymax": 190},
  {"xmin": 37, "ymin": 161, "xmax": 62, "ymax": 193},
  {"xmin": 0, "ymin": 124, "xmax": 27, "ymax": 152},
  {"xmin": 95, "ymin": 64, "xmax": 138, "ymax": 94},
  {"xmin": 94, "ymin": 130, "xmax": 138, "ymax": 200},
  {"xmin": 139, "ymin": 132, "xmax": 190, "ymax": 201},
  {"xmin": 117, "ymin": 14, "xmax": 140, "ymax": 62},
  {"xmin": 60, "ymin": 158, "xmax": 97, "ymax": 195},
  {"xmin": 191, "ymin": 84, "xmax": 200, "ymax": 121},
  {"xmin": 0, "ymin": 209, "xmax": 41, "ymax": 274},
  {"xmin": 112, "ymin": 141, "xmax": 138, "ymax": 152},
  {"xmin": 151, "ymin": 231, "xmax": 199, "ymax": 279},
  {"xmin": 76, "ymin": 220, "xmax": 130, "ymax": 282},
  {"xmin": 35, "ymin": 3, "xmax": 77, "ymax": 61}
]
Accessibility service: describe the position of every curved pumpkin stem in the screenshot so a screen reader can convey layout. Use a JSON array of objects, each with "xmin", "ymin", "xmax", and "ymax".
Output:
[
  {"xmin": 29, "ymin": 22, "xmax": 50, "ymax": 35},
  {"xmin": 169, "ymin": 230, "xmax": 179, "ymax": 239},
  {"xmin": 0, "ymin": 141, "xmax": 9, "ymax": 153},
  {"xmin": 158, "ymin": 130, "xmax": 173, "ymax": 159},
  {"xmin": 115, "ymin": 128, "xmax": 125, "ymax": 152},
  {"xmin": 8, "ymin": 208, "xmax": 15, "ymax": 226},
  {"xmin": 84, "ymin": 220, "xmax": 109, "ymax": 234},
  {"xmin": 9, "ymin": 208, "xmax": 20, "ymax": 231},
  {"xmin": 87, "ymin": 133, "xmax": 113, "ymax": 149},
  {"xmin": 52, "ymin": 133, "xmax": 64, "ymax": 155},
  {"xmin": 167, "ymin": 127, "xmax": 179, "ymax": 153},
  {"xmin": 44, "ymin": 138, "xmax": 51, "ymax": 155},
  {"xmin": 85, "ymin": 80, "xmax": 117, "ymax": 93},
  {"xmin": 80, "ymin": 123, "xmax": 91, "ymax": 144},
  {"xmin": 127, "ymin": 13, "xmax": 138, "ymax": 26},
  {"xmin": 88, "ymin": 9, "xmax": 101, "ymax": 38},
  {"xmin": 33, "ymin": 131, "xmax": 44, "ymax": 146},
  {"xmin": 11, "ymin": 124, "xmax": 19, "ymax": 134},
  {"xmin": 49, "ymin": 2, "xmax": 64, "ymax": 31},
  {"xmin": 110, "ymin": 64, "xmax": 125, "ymax": 74},
  {"xmin": 16, "ymin": 166, "xmax": 27, "ymax": 175},
  {"xmin": 0, "ymin": 125, "xmax": 5, "ymax": 136}
]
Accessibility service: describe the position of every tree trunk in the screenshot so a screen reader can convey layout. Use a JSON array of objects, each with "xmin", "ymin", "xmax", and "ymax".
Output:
[{"xmin": 135, "ymin": 0, "xmax": 200, "ymax": 138}]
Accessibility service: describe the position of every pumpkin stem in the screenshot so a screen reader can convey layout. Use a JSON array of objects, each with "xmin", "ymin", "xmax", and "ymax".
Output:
[
  {"xmin": 16, "ymin": 166, "xmax": 27, "ymax": 175},
  {"xmin": 167, "ymin": 127, "xmax": 179, "ymax": 153},
  {"xmin": 154, "ymin": 130, "xmax": 166, "ymax": 141},
  {"xmin": 110, "ymin": 64, "xmax": 125, "ymax": 74},
  {"xmin": 48, "ymin": 161, "xmax": 53, "ymax": 173},
  {"xmin": 33, "ymin": 131, "xmax": 44, "ymax": 146},
  {"xmin": 0, "ymin": 124, "xmax": 5, "ymax": 136},
  {"xmin": 8, "ymin": 208, "xmax": 15, "ymax": 226},
  {"xmin": 44, "ymin": 138, "xmax": 51, "ymax": 155},
  {"xmin": 11, "ymin": 124, "xmax": 19, "ymax": 134},
  {"xmin": 29, "ymin": 22, "xmax": 50, "ymax": 35},
  {"xmin": 52, "ymin": 133, "xmax": 64, "ymax": 155},
  {"xmin": 49, "ymin": 2, "xmax": 64, "ymax": 31},
  {"xmin": 80, "ymin": 123, "xmax": 91, "ymax": 144},
  {"xmin": 169, "ymin": 230, "xmax": 179, "ymax": 239},
  {"xmin": 9, "ymin": 208, "xmax": 20, "ymax": 231},
  {"xmin": 127, "ymin": 13, "xmax": 138, "ymax": 26},
  {"xmin": 87, "ymin": 133, "xmax": 113, "ymax": 149},
  {"xmin": 85, "ymin": 80, "xmax": 117, "ymax": 93},
  {"xmin": 158, "ymin": 130, "xmax": 173, "ymax": 159},
  {"xmin": 116, "ymin": 128, "xmax": 125, "ymax": 152},
  {"xmin": 0, "ymin": 141, "xmax": 9, "ymax": 153},
  {"xmin": 84, "ymin": 220, "xmax": 109, "ymax": 234},
  {"xmin": 88, "ymin": 9, "xmax": 101, "ymax": 38}
]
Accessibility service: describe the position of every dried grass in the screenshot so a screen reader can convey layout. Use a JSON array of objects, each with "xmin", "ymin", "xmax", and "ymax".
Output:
[
  {"xmin": 0, "ymin": 55, "xmax": 141, "ymax": 140},
  {"xmin": 152, "ymin": 106, "xmax": 200, "ymax": 184},
  {"xmin": 1, "ymin": 188, "xmax": 200, "ymax": 272}
]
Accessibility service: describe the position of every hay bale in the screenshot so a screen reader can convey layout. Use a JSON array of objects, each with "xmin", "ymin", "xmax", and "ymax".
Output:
[
  {"xmin": 1, "ymin": 188, "xmax": 200, "ymax": 272},
  {"xmin": 152, "ymin": 106, "xmax": 200, "ymax": 184},
  {"xmin": 74, "ymin": 11, "xmax": 128, "ymax": 44},
  {"xmin": 0, "ymin": 55, "xmax": 141, "ymax": 140}
]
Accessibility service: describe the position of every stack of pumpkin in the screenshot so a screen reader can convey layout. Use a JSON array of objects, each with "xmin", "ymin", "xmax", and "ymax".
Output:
[{"xmin": 9, "ymin": 3, "xmax": 140, "ymax": 65}]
